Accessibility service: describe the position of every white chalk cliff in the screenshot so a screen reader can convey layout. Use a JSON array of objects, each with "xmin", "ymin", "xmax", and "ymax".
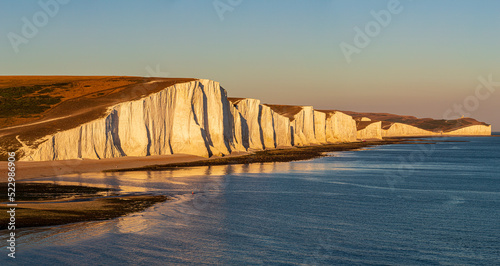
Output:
[
  {"xmin": 443, "ymin": 125, "xmax": 491, "ymax": 136},
  {"xmin": 382, "ymin": 122, "xmax": 437, "ymax": 137},
  {"xmin": 356, "ymin": 121, "xmax": 383, "ymax": 140},
  {"xmin": 19, "ymin": 79, "xmax": 492, "ymax": 161},
  {"xmin": 381, "ymin": 122, "xmax": 491, "ymax": 137}
]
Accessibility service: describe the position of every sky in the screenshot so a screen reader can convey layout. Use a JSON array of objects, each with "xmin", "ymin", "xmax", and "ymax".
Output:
[{"xmin": 1, "ymin": 0, "xmax": 499, "ymax": 130}]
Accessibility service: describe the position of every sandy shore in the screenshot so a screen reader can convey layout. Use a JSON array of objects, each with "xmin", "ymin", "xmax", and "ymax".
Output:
[
  {"xmin": 1, "ymin": 139, "xmax": 423, "ymax": 180},
  {"xmin": 0, "ymin": 152, "xmax": 248, "ymax": 181},
  {"xmin": 0, "ymin": 138, "xmax": 455, "ymax": 229},
  {"xmin": 108, "ymin": 139, "xmax": 409, "ymax": 172},
  {"xmin": 2, "ymin": 136, "xmax": 489, "ymax": 181},
  {"xmin": 1, "ymin": 141, "xmax": 393, "ymax": 180}
]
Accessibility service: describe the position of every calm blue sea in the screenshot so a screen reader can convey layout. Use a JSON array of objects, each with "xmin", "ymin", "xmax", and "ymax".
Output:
[{"xmin": 2, "ymin": 136, "xmax": 499, "ymax": 265}]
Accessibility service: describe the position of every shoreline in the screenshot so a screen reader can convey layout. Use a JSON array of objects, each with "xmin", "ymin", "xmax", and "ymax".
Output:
[
  {"xmin": 0, "ymin": 153, "xmax": 218, "ymax": 181},
  {"xmin": 2, "ymin": 136, "xmax": 495, "ymax": 181},
  {"xmin": 106, "ymin": 138, "xmax": 452, "ymax": 172},
  {"xmin": 0, "ymin": 137, "xmax": 477, "ymax": 230},
  {"xmin": 0, "ymin": 183, "xmax": 168, "ymax": 230}
]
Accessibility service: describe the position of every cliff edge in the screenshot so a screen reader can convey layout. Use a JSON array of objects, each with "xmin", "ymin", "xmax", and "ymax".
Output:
[{"xmin": 0, "ymin": 77, "xmax": 491, "ymax": 161}]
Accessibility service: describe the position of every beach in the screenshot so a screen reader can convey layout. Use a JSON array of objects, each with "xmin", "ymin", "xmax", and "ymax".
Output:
[{"xmin": 1, "ymin": 138, "xmax": 420, "ymax": 229}]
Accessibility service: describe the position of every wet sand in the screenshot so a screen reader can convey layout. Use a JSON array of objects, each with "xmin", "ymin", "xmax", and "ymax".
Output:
[
  {"xmin": 107, "ymin": 139, "xmax": 418, "ymax": 172},
  {"xmin": 0, "ymin": 153, "xmax": 240, "ymax": 181},
  {"xmin": 0, "ymin": 140, "xmax": 406, "ymax": 181},
  {"xmin": 0, "ymin": 183, "xmax": 167, "ymax": 229}
]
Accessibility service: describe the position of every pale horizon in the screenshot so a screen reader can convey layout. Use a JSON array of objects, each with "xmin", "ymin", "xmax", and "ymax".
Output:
[{"xmin": 2, "ymin": 0, "xmax": 498, "ymax": 130}]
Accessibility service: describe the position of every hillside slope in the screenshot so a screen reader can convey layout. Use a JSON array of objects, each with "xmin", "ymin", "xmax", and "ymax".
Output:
[{"xmin": 342, "ymin": 111, "xmax": 489, "ymax": 133}]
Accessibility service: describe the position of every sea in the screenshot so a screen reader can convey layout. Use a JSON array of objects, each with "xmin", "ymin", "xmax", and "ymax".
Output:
[{"xmin": 2, "ymin": 135, "xmax": 499, "ymax": 265}]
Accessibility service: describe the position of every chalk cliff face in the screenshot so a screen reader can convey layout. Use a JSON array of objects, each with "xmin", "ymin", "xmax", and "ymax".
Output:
[
  {"xmin": 18, "ymin": 79, "xmax": 492, "ymax": 161},
  {"xmin": 382, "ymin": 122, "xmax": 437, "ymax": 137},
  {"xmin": 324, "ymin": 111, "xmax": 358, "ymax": 143},
  {"xmin": 444, "ymin": 125, "xmax": 491, "ymax": 136},
  {"xmin": 22, "ymin": 80, "xmax": 359, "ymax": 161},
  {"xmin": 230, "ymin": 98, "xmax": 294, "ymax": 150},
  {"xmin": 313, "ymin": 111, "xmax": 327, "ymax": 144},
  {"xmin": 381, "ymin": 122, "xmax": 492, "ymax": 137},
  {"xmin": 357, "ymin": 121, "xmax": 382, "ymax": 140},
  {"xmin": 24, "ymin": 80, "xmax": 243, "ymax": 160},
  {"xmin": 291, "ymin": 107, "xmax": 318, "ymax": 146},
  {"xmin": 272, "ymin": 111, "xmax": 292, "ymax": 147},
  {"xmin": 259, "ymin": 105, "xmax": 277, "ymax": 149},
  {"xmin": 230, "ymin": 98, "xmax": 264, "ymax": 150}
]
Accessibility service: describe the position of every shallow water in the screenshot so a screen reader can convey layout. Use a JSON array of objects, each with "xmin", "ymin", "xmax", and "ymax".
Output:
[{"xmin": 2, "ymin": 137, "xmax": 499, "ymax": 265}]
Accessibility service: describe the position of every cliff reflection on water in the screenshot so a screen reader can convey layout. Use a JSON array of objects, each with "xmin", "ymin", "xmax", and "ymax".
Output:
[
  {"xmin": 15, "ymin": 158, "xmax": 354, "ymax": 248},
  {"xmin": 20, "ymin": 159, "xmax": 350, "ymax": 240},
  {"xmin": 4, "ymin": 137, "xmax": 500, "ymax": 265},
  {"xmin": 28, "ymin": 158, "xmax": 354, "ymax": 194}
]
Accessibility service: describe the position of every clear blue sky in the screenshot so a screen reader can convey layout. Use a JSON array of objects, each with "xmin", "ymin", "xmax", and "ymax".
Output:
[{"xmin": 1, "ymin": 0, "xmax": 499, "ymax": 130}]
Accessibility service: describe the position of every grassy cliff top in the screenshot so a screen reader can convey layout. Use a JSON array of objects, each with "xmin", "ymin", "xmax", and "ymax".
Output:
[{"xmin": 0, "ymin": 76, "xmax": 195, "ymax": 159}]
